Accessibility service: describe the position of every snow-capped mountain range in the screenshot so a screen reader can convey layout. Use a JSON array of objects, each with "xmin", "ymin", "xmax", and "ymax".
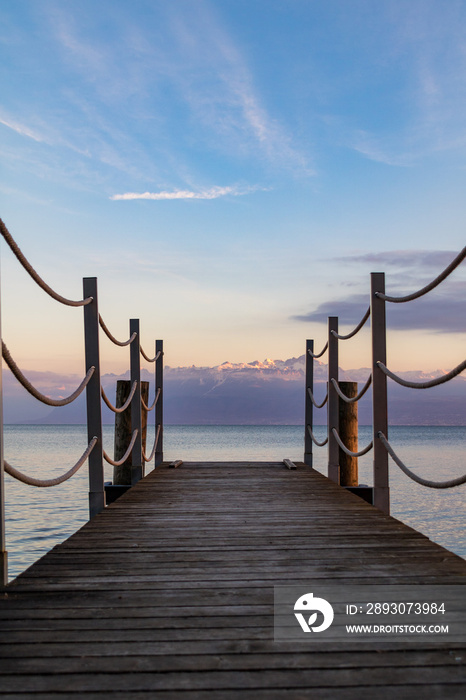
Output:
[
  {"xmin": 165, "ymin": 355, "xmax": 461, "ymax": 384},
  {"xmin": 2, "ymin": 356, "xmax": 464, "ymax": 425}
]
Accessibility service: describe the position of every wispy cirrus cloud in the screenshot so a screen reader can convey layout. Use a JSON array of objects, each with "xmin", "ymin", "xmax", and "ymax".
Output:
[
  {"xmin": 0, "ymin": 114, "xmax": 45, "ymax": 143},
  {"xmin": 110, "ymin": 184, "xmax": 264, "ymax": 201},
  {"xmin": 342, "ymin": 3, "xmax": 466, "ymax": 166},
  {"xmin": 155, "ymin": 2, "xmax": 313, "ymax": 174},
  {"xmin": 44, "ymin": 1, "xmax": 312, "ymax": 181},
  {"xmin": 1, "ymin": 0, "xmax": 315, "ymax": 202},
  {"xmin": 348, "ymin": 130, "xmax": 414, "ymax": 167}
]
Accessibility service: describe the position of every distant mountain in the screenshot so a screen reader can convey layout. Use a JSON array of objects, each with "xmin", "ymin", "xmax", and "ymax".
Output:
[
  {"xmin": 2, "ymin": 356, "xmax": 465, "ymax": 425},
  {"xmin": 161, "ymin": 356, "xmax": 465, "ymax": 426}
]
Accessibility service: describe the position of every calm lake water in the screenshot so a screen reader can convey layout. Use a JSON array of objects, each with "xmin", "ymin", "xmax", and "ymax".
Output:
[{"xmin": 2, "ymin": 424, "xmax": 465, "ymax": 581}]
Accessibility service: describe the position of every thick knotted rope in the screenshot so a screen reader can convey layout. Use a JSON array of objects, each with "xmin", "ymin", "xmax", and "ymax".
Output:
[
  {"xmin": 376, "ymin": 247, "xmax": 466, "ymax": 303},
  {"xmin": 331, "ymin": 374, "xmax": 372, "ymax": 403},
  {"xmin": 0, "ymin": 218, "xmax": 92, "ymax": 307},
  {"xmin": 142, "ymin": 388, "xmax": 161, "ymax": 413},
  {"xmin": 103, "ymin": 429, "xmax": 138, "ymax": 467},
  {"xmin": 307, "ymin": 387, "xmax": 328, "ymax": 409},
  {"xmin": 307, "ymin": 425, "xmax": 328, "ymax": 447},
  {"xmin": 99, "ymin": 315, "xmax": 137, "ymax": 347},
  {"xmin": 141, "ymin": 347, "xmax": 162, "ymax": 363},
  {"xmin": 3, "ymin": 438, "xmax": 98, "ymax": 487},
  {"xmin": 330, "ymin": 307, "xmax": 371, "ymax": 340},
  {"xmin": 308, "ymin": 342, "xmax": 328, "ymax": 359},
  {"xmin": 331, "ymin": 428, "xmax": 373, "ymax": 457},
  {"xmin": 378, "ymin": 432, "xmax": 466, "ymax": 489},
  {"xmin": 2, "ymin": 341, "xmax": 94, "ymax": 406},
  {"xmin": 142, "ymin": 425, "xmax": 161, "ymax": 463},
  {"xmin": 377, "ymin": 360, "xmax": 466, "ymax": 389},
  {"xmin": 101, "ymin": 381, "xmax": 138, "ymax": 414}
]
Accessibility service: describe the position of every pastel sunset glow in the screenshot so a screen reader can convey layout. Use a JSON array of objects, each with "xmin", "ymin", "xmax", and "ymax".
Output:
[{"xmin": 1, "ymin": 0, "xmax": 465, "ymax": 376}]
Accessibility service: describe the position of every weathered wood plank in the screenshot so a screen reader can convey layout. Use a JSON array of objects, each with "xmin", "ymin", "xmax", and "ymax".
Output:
[
  {"xmin": 1, "ymin": 638, "xmax": 464, "ymax": 659},
  {"xmin": 1, "ymin": 461, "xmax": 465, "ymax": 696},
  {"xmin": 2, "ymin": 688, "xmax": 466, "ymax": 700},
  {"xmin": 0, "ymin": 648, "xmax": 463, "ymax": 672},
  {"xmin": 0, "ymin": 665, "xmax": 466, "ymax": 692}
]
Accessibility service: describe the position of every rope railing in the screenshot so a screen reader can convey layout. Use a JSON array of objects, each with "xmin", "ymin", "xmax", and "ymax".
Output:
[
  {"xmin": 0, "ymin": 218, "xmax": 93, "ymax": 307},
  {"xmin": 142, "ymin": 425, "xmax": 161, "ymax": 463},
  {"xmin": 142, "ymin": 388, "xmax": 161, "ymax": 413},
  {"xmin": 305, "ymin": 246, "xmax": 466, "ymax": 512},
  {"xmin": 331, "ymin": 374, "xmax": 372, "ymax": 403},
  {"xmin": 140, "ymin": 347, "xmax": 161, "ymax": 363},
  {"xmin": 378, "ymin": 432, "xmax": 466, "ymax": 489},
  {"xmin": 101, "ymin": 381, "xmax": 138, "ymax": 414},
  {"xmin": 0, "ymin": 220, "xmax": 165, "ymax": 585},
  {"xmin": 307, "ymin": 425, "xmax": 328, "ymax": 447},
  {"xmin": 2, "ymin": 341, "xmax": 95, "ymax": 406},
  {"xmin": 308, "ymin": 342, "xmax": 328, "ymax": 359},
  {"xmin": 331, "ymin": 428, "xmax": 373, "ymax": 458},
  {"xmin": 103, "ymin": 429, "xmax": 139, "ymax": 467},
  {"xmin": 377, "ymin": 360, "xmax": 466, "ymax": 389},
  {"xmin": 307, "ymin": 386, "xmax": 328, "ymax": 409},
  {"xmin": 376, "ymin": 247, "xmax": 466, "ymax": 303},
  {"xmin": 99, "ymin": 315, "xmax": 137, "ymax": 347},
  {"xmin": 3, "ymin": 437, "xmax": 98, "ymax": 488},
  {"xmin": 330, "ymin": 307, "xmax": 370, "ymax": 340}
]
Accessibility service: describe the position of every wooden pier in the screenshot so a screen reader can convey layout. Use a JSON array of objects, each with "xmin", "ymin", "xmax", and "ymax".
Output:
[{"xmin": 1, "ymin": 461, "xmax": 466, "ymax": 698}]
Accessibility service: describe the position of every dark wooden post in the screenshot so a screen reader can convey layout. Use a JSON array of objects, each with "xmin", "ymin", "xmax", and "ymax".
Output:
[
  {"xmin": 338, "ymin": 381, "xmax": 358, "ymax": 486},
  {"xmin": 0, "ymin": 282, "xmax": 7, "ymax": 586},
  {"xmin": 83, "ymin": 278, "xmax": 105, "ymax": 519},
  {"xmin": 371, "ymin": 272, "xmax": 390, "ymax": 514},
  {"xmin": 304, "ymin": 339, "xmax": 313, "ymax": 467},
  {"xmin": 113, "ymin": 380, "xmax": 149, "ymax": 484},
  {"xmin": 154, "ymin": 339, "xmax": 163, "ymax": 467},
  {"xmin": 130, "ymin": 319, "xmax": 143, "ymax": 484},
  {"xmin": 327, "ymin": 317, "xmax": 339, "ymax": 483}
]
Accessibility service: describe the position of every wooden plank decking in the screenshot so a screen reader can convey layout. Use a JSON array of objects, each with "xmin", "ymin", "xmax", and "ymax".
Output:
[{"xmin": 1, "ymin": 461, "xmax": 466, "ymax": 698}]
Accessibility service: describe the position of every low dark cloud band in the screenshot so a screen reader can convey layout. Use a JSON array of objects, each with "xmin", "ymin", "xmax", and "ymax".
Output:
[{"xmin": 292, "ymin": 294, "xmax": 465, "ymax": 333}]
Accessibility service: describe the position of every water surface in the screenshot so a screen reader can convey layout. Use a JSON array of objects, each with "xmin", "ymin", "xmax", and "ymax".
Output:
[{"xmin": 2, "ymin": 424, "xmax": 465, "ymax": 581}]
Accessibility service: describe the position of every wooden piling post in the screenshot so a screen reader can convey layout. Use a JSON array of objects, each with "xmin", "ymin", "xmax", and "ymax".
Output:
[
  {"xmin": 338, "ymin": 381, "xmax": 358, "ymax": 487},
  {"xmin": 113, "ymin": 380, "xmax": 149, "ymax": 485}
]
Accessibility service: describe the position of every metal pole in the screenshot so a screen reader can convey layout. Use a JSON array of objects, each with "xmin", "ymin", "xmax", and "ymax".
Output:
[
  {"xmin": 371, "ymin": 272, "xmax": 390, "ymax": 514},
  {"xmin": 83, "ymin": 278, "xmax": 105, "ymax": 519},
  {"xmin": 130, "ymin": 319, "xmax": 143, "ymax": 484},
  {"xmin": 304, "ymin": 339, "xmax": 313, "ymax": 467},
  {"xmin": 155, "ymin": 339, "xmax": 163, "ymax": 467},
  {"xmin": 327, "ymin": 317, "xmax": 339, "ymax": 483},
  {"xmin": 0, "ymin": 267, "xmax": 8, "ymax": 586}
]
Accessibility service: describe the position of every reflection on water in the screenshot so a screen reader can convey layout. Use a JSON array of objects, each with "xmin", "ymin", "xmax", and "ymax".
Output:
[{"xmin": 2, "ymin": 424, "xmax": 465, "ymax": 580}]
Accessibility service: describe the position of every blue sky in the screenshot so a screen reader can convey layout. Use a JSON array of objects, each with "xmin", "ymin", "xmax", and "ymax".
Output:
[{"xmin": 1, "ymin": 0, "xmax": 465, "ymax": 375}]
